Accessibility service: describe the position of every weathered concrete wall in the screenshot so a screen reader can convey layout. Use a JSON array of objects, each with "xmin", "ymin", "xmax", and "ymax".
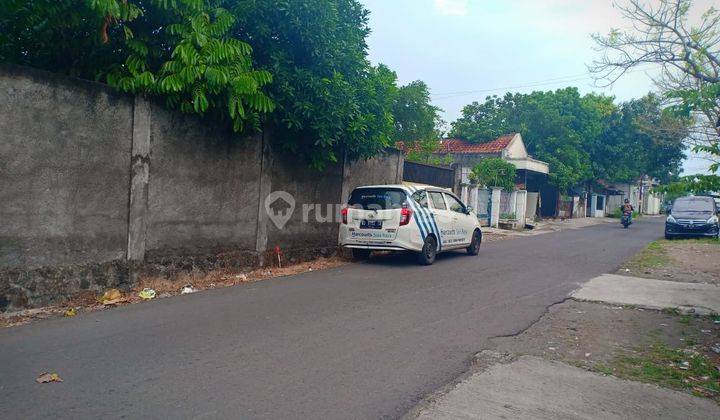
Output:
[
  {"xmin": 0, "ymin": 66, "xmax": 133, "ymax": 270},
  {"xmin": 145, "ymin": 103, "xmax": 262, "ymax": 259},
  {"xmin": 341, "ymin": 149, "xmax": 404, "ymax": 204},
  {"xmin": 265, "ymin": 149, "xmax": 344, "ymax": 252},
  {"xmin": 0, "ymin": 65, "xmax": 404, "ymax": 311}
]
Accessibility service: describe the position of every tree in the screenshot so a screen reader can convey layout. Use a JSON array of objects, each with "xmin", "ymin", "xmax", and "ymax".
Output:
[
  {"xmin": 392, "ymin": 80, "xmax": 443, "ymax": 142},
  {"xmin": 404, "ymin": 138, "xmax": 453, "ymax": 166},
  {"xmin": 591, "ymin": 0, "xmax": 720, "ymax": 174},
  {"xmin": 654, "ymin": 174, "xmax": 720, "ymax": 202},
  {"xmin": 450, "ymin": 88, "xmax": 595, "ymax": 191},
  {"xmin": 450, "ymin": 88, "xmax": 688, "ymax": 191},
  {"xmin": 390, "ymin": 80, "xmax": 447, "ymax": 165},
  {"xmin": 590, "ymin": 94, "xmax": 688, "ymax": 184},
  {"xmin": 1, "ymin": 0, "xmax": 402, "ymax": 169},
  {"xmin": 469, "ymin": 158, "xmax": 517, "ymax": 191},
  {"xmin": 1, "ymin": 0, "xmax": 274, "ymax": 132},
  {"xmin": 226, "ymin": 0, "xmax": 398, "ymax": 169}
]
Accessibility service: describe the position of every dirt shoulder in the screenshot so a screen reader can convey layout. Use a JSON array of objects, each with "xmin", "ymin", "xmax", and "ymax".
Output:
[
  {"xmin": 617, "ymin": 238, "xmax": 720, "ymax": 285},
  {"xmin": 0, "ymin": 256, "xmax": 347, "ymax": 328},
  {"xmin": 492, "ymin": 300, "xmax": 720, "ymax": 402}
]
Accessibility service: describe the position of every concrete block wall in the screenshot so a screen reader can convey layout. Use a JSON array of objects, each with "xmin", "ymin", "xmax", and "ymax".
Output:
[{"xmin": 0, "ymin": 65, "xmax": 403, "ymax": 311}]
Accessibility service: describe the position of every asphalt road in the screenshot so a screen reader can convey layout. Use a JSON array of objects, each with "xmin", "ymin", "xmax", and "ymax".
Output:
[{"xmin": 0, "ymin": 218, "xmax": 663, "ymax": 419}]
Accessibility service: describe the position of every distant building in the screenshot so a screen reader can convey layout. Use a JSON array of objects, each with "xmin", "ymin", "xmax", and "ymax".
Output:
[{"xmin": 398, "ymin": 133, "xmax": 552, "ymax": 223}]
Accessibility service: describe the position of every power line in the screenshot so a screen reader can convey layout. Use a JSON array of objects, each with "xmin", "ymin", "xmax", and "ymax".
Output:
[{"xmin": 430, "ymin": 65, "xmax": 657, "ymax": 100}]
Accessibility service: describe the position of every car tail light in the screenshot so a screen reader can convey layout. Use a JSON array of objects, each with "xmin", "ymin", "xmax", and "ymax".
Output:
[
  {"xmin": 341, "ymin": 207, "xmax": 348, "ymax": 224},
  {"xmin": 399, "ymin": 206, "xmax": 413, "ymax": 226}
]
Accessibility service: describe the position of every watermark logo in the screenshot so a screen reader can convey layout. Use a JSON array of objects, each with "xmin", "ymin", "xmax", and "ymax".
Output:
[{"xmin": 265, "ymin": 191, "xmax": 295, "ymax": 229}]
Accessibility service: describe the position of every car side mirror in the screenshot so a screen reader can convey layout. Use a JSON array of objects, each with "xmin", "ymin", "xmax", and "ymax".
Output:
[{"xmin": 465, "ymin": 206, "xmax": 473, "ymax": 215}]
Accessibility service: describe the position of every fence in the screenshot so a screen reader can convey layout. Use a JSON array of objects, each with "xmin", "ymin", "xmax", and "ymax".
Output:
[{"xmin": 403, "ymin": 161, "xmax": 455, "ymax": 189}]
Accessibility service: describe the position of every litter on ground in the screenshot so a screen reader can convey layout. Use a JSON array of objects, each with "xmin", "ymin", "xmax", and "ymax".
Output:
[
  {"xmin": 138, "ymin": 288, "xmax": 156, "ymax": 300},
  {"xmin": 100, "ymin": 289, "xmax": 123, "ymax": 305},
  {"xmin": 36, "ymin": 372, "xmax": 62, "ymax": 383}
]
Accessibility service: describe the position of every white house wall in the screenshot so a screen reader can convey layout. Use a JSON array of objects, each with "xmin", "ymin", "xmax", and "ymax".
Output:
[{"xmin": 504, "ymin": 134, "xmax": 528, "ymax": 159}]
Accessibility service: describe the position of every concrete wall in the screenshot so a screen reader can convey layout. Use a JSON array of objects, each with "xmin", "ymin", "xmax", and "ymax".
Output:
[
  {"xmin": 0, "ymin": 65, "xmax": 403, "ymax": 310},
  {"xmin": 0, "ymin": 66, "xmax": 133, "ymax": 270},
  {"xmin": 145, "ymin": 104, "xmax": 263, "ymax": 258}
]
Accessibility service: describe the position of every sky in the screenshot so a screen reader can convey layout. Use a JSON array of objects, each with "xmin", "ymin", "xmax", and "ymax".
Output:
[{"xmin": 361, "ymin": 0, "xmax": 715, "ymax": 175}]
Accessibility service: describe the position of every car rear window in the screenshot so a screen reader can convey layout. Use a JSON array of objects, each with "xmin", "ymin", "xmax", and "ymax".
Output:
[
  {"xmin": 348, "ymin": 188, "xmax": 407, "ymax": 210},
  {"xmin": 673, "ymin": 197, "xmax": 715, "ymax": 212}
]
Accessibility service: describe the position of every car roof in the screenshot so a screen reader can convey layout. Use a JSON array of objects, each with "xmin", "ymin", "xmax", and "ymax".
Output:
[
  {"xmin": 353, "ymin": 184, "xmax": 453, "ymax": 194},
  {"xmin": 675, "ymin": 196, "xmax": 714, "ymax": 202}
]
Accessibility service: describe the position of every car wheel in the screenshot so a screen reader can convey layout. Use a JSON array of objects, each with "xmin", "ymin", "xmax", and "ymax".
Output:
[
  {"xmin": 466, "ymin": 229, "xmax": 482, "ymax": 255},
  {"xmin": 417, "ymin": 236, "xmax": 437, "ymax": 265},
  {"xmin": 351, "ymin": 248, "xmax": 371, "ymax": 261}
]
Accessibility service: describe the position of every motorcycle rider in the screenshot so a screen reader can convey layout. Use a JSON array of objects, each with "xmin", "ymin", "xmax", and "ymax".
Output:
[{"xmin": 620, "ymin": 198, "xmax": 634, "ymax": 224}]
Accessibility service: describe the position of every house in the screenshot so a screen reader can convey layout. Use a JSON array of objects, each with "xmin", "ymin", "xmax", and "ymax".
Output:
[
  {"xmin": 600, "ymin": 177, "xmax": 663, "ymax": 216},
  {"xmin": 398, "ymin": 133, "xmax": 551, "ymax": 225},
  {"xmin": 435, "ymin": 134, "xmax": 550, "ymax": 223}
]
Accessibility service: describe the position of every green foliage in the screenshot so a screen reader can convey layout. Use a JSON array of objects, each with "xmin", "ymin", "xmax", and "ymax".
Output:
[
  {"xmin": 1, "ymin": 0, "xmax": 404, "ymax": 168},
  {"xmin": 391, "ymin": 80, "xmax": 446, "ymax": 166},
  {"xmin": 593, "ymin": 94, "xmax": 688, "ymax": 183},
  {"xmin": 404, "ymin": 138, "xmax": 453, "ymax": 166},
  {"xmin": 666, "ymin": 82, "xmax": 720, "ymax": 174},
  {"xmin": 227, "ymin": 0, "xmax": 398, "ymax": 169},
  {"xmin": 654, "ymin": 175, "xmax": 720, "ymax": 200},
  {"xmin": 392, "ymin": 80, "xmax": 443, "ymax": 142},
  {"xmin": 470, "ymin": 158, "xmax": 517, "ymax": 191},
  {"xmin": 603, "ymin": 343, "xmax": 720, "ymax": 396},
  {"xmin": 1, "ymin": 0, "xmax": 273, "ymax": 133},
  {"xmin": 450, "ymin": 88, "xmax": 688, "ymax": 190}
]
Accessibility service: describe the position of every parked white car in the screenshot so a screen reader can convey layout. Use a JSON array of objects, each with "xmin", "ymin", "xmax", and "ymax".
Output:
[{"xmin": 339, "ymin": 185, "xmax": 482, "ymax": 265}]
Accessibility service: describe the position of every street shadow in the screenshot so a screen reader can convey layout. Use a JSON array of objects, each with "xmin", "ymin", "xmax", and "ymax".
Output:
[{"xmin": 361, "ymin": 249, "xmax": 471, "ymax": 267}]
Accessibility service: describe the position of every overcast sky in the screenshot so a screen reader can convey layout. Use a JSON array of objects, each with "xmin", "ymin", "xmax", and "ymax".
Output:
[{"xmin": 362, "ymin": 0, "xmax": 714, "ymax": 175}]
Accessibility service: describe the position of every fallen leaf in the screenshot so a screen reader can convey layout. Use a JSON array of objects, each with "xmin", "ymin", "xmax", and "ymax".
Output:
[
  {"xmin": 64, "ymin": 308, "xmax": 76, "ymax": 317},
  {"xmin": 36, "ymin": 372, "xmax": 62, "ymax": 383}
]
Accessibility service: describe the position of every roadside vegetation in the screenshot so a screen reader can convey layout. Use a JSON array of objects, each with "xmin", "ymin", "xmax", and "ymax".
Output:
[
  {"xmin": 492, "ymin": 300, "xmax": 720, "ymax": 403},
  {"xmin": 619, "ymin": 238, "xmax": 720, "ymax": 285},
  {"xmin": 594, "ymin": 314, "xmax": 720, "ymax": 401},
  {"xmin": 621, "ymin": 240, "xmax": 671, "ymax": 272},
  {"xmin": 0, "ymin": 0, "xmax": 437, "ymax": 169},
  {"xmin": 591, "ymin": 0, "xmax": 720, "ymax": 196},
  {"xmin": 450, "ymin": 90, "xmax": 688, "ymax": 191}
]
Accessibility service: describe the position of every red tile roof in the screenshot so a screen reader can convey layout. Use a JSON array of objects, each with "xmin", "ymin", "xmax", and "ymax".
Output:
[
  {"xmin": 396, "ymin": 133, "xmax": 516, "ymax": 155},
  {"xmin": 437, "ymin": 134, "xmax": 516, "ymax": 154}
]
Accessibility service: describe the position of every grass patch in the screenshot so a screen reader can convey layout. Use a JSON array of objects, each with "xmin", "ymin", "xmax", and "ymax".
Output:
[
  {"xmin": 624, "ymin": 240, "xmax": 670, "ymax": 271},
  {"xmin": 678, "ymin": 314, "xmax": 693, "ymax": 325},
  {"xmin": 595, "ymin": 343, "xmax": 719, "ymax": 399},
  {"xmin": 662, "ymin": 307, "xmax": 682, "ymax": 316}
]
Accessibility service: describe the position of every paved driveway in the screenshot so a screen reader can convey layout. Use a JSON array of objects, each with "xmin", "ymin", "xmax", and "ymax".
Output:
[{"xmin": 0, "ymin": 218, "xmax": 663, "ymax": 419}]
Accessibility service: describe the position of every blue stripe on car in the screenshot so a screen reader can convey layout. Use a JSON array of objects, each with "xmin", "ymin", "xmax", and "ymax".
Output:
[
  {"xmin": 408, "ymin": 186, "xmax": 442, "ymax": 252},
  {"xmin": 404, "ymin": 187, "xmax": 428, "ymax": 243},
  {"xmin": 427, "ymin": 210, "xmax": 443, "ymax": 252},
  {"xmin": 406, "ymin": 187, "xmax": 433, "ymax": 243}
]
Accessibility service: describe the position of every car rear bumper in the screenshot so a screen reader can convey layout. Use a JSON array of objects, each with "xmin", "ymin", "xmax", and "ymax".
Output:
[
  {"xmin": 342, "ymin": 244, "xmax": 408, "ymax": 251},
  {"xmin": 338, "ymin": 224, "xmax": 423, "ymax": 252}
]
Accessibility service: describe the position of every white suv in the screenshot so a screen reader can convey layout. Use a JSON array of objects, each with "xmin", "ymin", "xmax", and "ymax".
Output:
[{"xmin": 339, "ymin": 185, "xmax": 482, "ymax": 265}]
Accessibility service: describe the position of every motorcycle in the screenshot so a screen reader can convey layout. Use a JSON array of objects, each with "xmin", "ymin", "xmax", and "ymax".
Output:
[{"xmin": 621, "ymin": 212, "xmax": 632, "ymax": 229}]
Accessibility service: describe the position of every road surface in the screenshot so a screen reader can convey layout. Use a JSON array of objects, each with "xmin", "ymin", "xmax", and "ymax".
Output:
[{"xmin": 0, "ymin": 218, "xmax": 663, "ymax": 419}]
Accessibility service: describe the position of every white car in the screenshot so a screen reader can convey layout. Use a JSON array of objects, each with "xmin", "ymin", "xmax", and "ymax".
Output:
[{"xmin": 339, "ymin": 185, "xmax": 482, "ymax": 265}]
